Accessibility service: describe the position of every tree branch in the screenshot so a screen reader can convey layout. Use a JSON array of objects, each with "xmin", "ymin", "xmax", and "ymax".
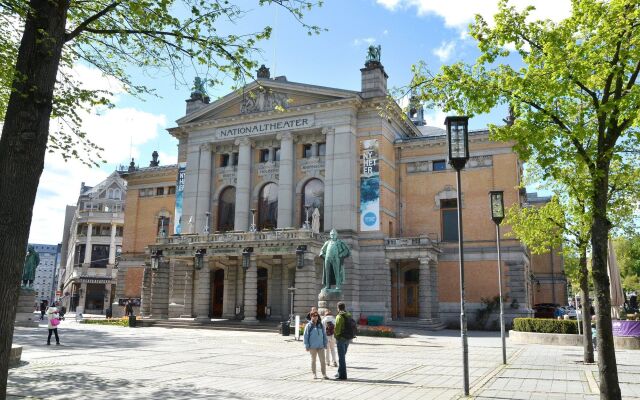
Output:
[{"xmin": 65, "ymin": 1, "xmax": 121, "ymax": 42}]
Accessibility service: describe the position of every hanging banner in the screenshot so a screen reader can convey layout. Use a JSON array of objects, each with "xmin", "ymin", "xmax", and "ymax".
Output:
[
  {"xmin": 360, "ymin": 139, "xmax": 380, "ymax": 231},
  {"xmin": 174, "ymin": 162, "xmax": 187, "ymax": 234}
]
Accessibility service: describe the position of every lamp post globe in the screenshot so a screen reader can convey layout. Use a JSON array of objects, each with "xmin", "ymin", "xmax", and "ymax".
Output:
[
  {"xmin": 445, "ymin": 114, "xmax": 470, "ymax": 395},
  {"xmin": 489, "ymin": 190, "xmax": 507, "ymax": 365}
]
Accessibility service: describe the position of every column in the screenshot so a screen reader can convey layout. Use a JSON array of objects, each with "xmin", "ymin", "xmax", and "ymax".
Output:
[
  {"xmin": 293, "ymin": 255, "xmax": 316, "ymax": 316},
  {"xmin": 243, "ymin": 257, "xmax": 258, "ymax": 322},
  {"xmin": 193, "ymin": 263, "xmax": 210, "ymax": 320},
  {"xmin": 322, "ymin": 127, "xmax": 335, "ymax": 230},
  {"xmin": 418, "ymin": 257, "xmax": 433, "ymax": 321},
  {"xmin": 282, "ymin": 263, "xmax": 290, "ymax": 320},
  {"xmin": 182, "ymin": 143, "xmax": 202, "ymax": 233},
  {"xmin": 430, "ymin": 259, "xmax": 440, "ymax": 319},
  {"xmin": 194, "ymin": 143, "xmax": 212, "ymax": 234},
  {"xmin": 108, "ymin": 223, "xmax": 117, "ymax": 265},
  {"xmin": 268, "ymin": 147, "xmax": 274, "ymax": 162},
  {"xmin": 78, "ymin": 282, "xmax": 88, "ymax": 314},
  {"xmin": 229, "ymin": 152, "xmax": 235, "ymax": 166},
  {"xmin": 222, "ymin": 263, "xmax": 236, "ymax": 318},
  {"xmin": 311, "ymin": 142, "xmax": 318, "ymax": 157},
  {"xmin": 277, "ymin": 132, "xmax": 294, "ymax": 228},
  {"xmin": 104, "ymin": 284, "xmax": 112, "ymax": 315},
  {"xmin": 83, "ymin": 223, "xmax": 93, "ymax": 265},
  {"xmin": 150, "ymin": 260, "xmax": 170, "ymax": 319},
  {"xmin": 385, "ymin": 259, "xmax": 393, "ymax": 323},
  {"xmin": 234, "ymin": 137, "xmax": 251, "ymax": 231},
  {"xmin": 141, "ymin": 267, "xmax": 152, "ymax": 317}
]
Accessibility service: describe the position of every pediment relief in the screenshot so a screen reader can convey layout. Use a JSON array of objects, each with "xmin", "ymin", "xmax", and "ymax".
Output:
[{"xmin": 181, "ymin": 81, "xmax": 359, "ymax": 125}]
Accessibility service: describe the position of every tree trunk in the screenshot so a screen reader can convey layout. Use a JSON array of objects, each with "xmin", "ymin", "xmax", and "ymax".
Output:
[
  {"xmin": 0, "ymin": 1, "xmax": 69, "ymax": 396},
  {"xmin": 591, "ymin": 160, "xmax": 621, "ymax": 400},
  {"xmin": 578, "ymin": 252, "xmax": 594, "ymax": 364}
]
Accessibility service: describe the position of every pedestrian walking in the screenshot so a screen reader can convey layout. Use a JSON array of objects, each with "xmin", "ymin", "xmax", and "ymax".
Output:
[
  {"xmin": 303, "ymin": 311, "xmax": 328, "ymax": 380},
  {"xmin": 39, "ymin": 300, "xmax": 48, "ymax": 321},
  {"xmin": 46, "ymin": 301, "xmax": 61, "ymax": 346},
  {"xmin": 125, "ymin": 300, "xmax": 134, "ymax": 317},
  {"xmin": 334, "ymin": 301, "xmax": 355, "ymax": 380},
  {"xmin": 323, "ymin": 309, "xmax": 338, "ymax": 367}
]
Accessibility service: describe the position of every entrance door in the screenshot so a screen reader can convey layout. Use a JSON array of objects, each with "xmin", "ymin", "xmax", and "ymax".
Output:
[
  {"xmin": 210, "ymin": 269, "xmax": 224, "ymax": 318},
  {"xmin": 257, "ymin": 267, "xmax": 268, "ymax": 319},
  {"xmin": 403, "ymin": 269, "xmax": 419, "ymax": 318}
]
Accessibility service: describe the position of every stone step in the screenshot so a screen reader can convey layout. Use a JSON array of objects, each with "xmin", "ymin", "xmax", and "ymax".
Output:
[
  {"xmin": 387, "ymin": 319, "xmax": 447, "ymax": 331},
  {"xmin": 139, "ymin": 319, "xmax": 281, "ymax": 333}
]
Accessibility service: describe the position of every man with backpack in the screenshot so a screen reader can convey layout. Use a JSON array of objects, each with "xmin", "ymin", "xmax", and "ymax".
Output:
[{"xmin": 334, "ymin": 301, "xmax": 356, "ymax": 380}]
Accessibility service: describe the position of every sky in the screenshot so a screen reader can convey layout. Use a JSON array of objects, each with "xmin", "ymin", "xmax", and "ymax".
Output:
[{"xmin": 28, "ymin": 0, "xmax": 572, "ymax": 245}]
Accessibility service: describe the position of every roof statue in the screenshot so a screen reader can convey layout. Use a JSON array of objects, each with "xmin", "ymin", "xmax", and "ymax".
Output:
[
  {"xmin": 257, "ymin": 64, "xmax": 271, "ymax": 79},
  {"xmin": 366, "ymin": 45, "xmax": 382, "ymax": 65},
  {"xmin": 150, "ymin": 151, "xmax": 160, "ymax": 167}
]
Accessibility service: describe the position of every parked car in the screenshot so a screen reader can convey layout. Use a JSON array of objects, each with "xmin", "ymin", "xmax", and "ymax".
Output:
[
  {"xmin": 560, "ymin": 306, "xmax": 577, "ymax": 319},
  {"xmin": 533, "ymin": 303, "xmax": 561, "ymax": 318}
]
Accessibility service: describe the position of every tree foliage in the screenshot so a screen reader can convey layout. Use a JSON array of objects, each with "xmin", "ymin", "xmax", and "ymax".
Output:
[
  {"xmin": 410, "ymin": 1, "xmax": 640, "ymax": 397},
  {"xmin": 0, "ymin": 0, "xmax": 323, "ymax": 165},
  {"xmin": 614, "ymin": 235, "xmax": 640, "ymax": 292}
]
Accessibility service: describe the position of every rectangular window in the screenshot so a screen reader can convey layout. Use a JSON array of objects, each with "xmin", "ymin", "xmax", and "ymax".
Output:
[
  {"xmin": 220, "ymin": 154, "xmax": 230, "ymax": 167},
  {"xmin": 441, "ymin": 199, "xmax": 458, "ymax": 242},
  {"xmin": 274, "ymin": 148, "xmax": 281, "ymax": 161},
  {"xmin": 168, "ymin": 186, "xmax": 176, "ymax": 195},
  {"xmin": 259, "ymin": 149, "xmax": 270, "ymax": 163},
  {"xmin": 139, "ymin": 189, "xmax": 147, "ymax": 198},
  {"xmin": 303, "ymin": 144, "xmax": 312, "ymax": 158},
  {"xmin": 433, "ymin": 160, "xmax": 446, "ymax": 171},
  {"xmin": 156, "ymin": 187, "xmax": 164, "ymax": 196},
  {"xmin": 318, "ymin": 143, "xmax": 326, "ymax": 156}
]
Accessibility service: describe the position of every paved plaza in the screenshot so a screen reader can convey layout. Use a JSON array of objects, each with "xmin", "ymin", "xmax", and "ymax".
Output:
[{"xmin": 7, "ymin": 319, "xmax": 640, "ymax": 399}]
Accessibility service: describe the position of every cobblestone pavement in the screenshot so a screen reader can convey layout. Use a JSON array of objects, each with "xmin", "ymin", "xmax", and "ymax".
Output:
[{"xmin": 7, "ymin": 320, "xmax": 640, "ymax": 399}]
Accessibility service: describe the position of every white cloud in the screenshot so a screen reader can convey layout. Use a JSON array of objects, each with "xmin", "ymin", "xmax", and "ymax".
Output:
[
  {"xmin": 376, "ymin": 0, "xmax": 572, "ymax": 30},
  {"xmin": 353, "ymin": 37, "xmax": 377, "ymax": 46},
  {"xmin": 422, "ymin": 109, "xmax": 448, "ymax": 129},
  {"xmin": 382, "ymin": 29, "xmax": 389, "ymax": 36},
  {"xmin": 432, "ymin": 40, "xmax": 456, "ymax": 62},
  {"xmin": 28, "ymin": 65, "xmax": 167, "ymax": 245}
]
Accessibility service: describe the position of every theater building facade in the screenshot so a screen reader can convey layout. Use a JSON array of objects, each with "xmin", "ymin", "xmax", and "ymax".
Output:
[{"xmin": 117, "ymin": 58, "xmax": 565, "ymax": 327}]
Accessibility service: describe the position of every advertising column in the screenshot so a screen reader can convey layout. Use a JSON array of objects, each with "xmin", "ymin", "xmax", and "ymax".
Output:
[{"xmin": 360, "ymin": 139, "xmax": 380, "ymax": 231}]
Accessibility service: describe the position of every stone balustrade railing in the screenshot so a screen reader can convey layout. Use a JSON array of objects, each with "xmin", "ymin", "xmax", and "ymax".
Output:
[
  {"xmin": 157, "ymin": 229, "xmax": 326, "ymax": 245},
  {"xmin": 384, "ymin": 235, "xmax": 439, "ymax": 248}
]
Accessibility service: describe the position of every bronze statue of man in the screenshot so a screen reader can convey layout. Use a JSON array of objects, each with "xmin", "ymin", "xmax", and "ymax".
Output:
[
  {"xmin": 22, "ymin": 245, "xmax": 40, "ymax": 288},
  {"xmin": 320, "ymin": 229, "xmax": 350, "ymax": 291}
]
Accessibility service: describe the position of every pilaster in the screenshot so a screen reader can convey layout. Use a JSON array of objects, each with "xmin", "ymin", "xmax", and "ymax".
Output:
[
  {"xmin": 84, "ymin": 223, "xmax": 93, "ymax": 265},
  {"xmin": 194, "ymin": 143, "xmax": 213, "ymax": 233},
  {"xmin": 322, "ymin": 127, "xmax": 335, "ymax": 230},
  {"xmin": 150, "ymin": 261, "xmax": 170, "ymax": 319},
  {"xmin": 194, "ymin": 264, "xmax": 211, "ymax": 320}
]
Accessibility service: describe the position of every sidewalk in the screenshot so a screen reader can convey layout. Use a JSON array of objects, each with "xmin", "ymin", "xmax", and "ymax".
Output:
[{"xmin": 8, "ymin": 321, "xmax": 640, "ymax": 399}]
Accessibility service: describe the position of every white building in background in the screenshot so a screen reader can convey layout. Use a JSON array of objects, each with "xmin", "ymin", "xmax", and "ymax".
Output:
[
  {"xmin": 30, "ymin": 243, "xmax": 60, "ymax": 304},
  {"xmin": 58, "ymin": 171, "xmax": 126, "ymax": 314}
]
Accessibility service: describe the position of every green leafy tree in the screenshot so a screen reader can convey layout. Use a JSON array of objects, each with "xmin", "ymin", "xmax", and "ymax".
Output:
[
  {"xmin": 411, "ymin": 1, "xmax": 640, "ymax": 397},
  {"xmin": 614, "ymin": 235, "xmax": 640, "ymax": 293},
  {"xmin": 0, "ymin": 0, "xmax": 321, "ymax": 395},
  {"xmin": 506, "ymin": 164, "xmax": 595, "ymax": 363}
]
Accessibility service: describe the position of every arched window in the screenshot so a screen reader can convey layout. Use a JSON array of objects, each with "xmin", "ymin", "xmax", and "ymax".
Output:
[
  {"xmin": 258, "ymin": 183, "xmax": 278, "ymax": 230},
  {"xmin": 114, "ymin": 189, "xmax": 121, "ymax": 200},
  {"xmin": 301, "ymin": 179, "xmax": 324, "ymax": 231},
  {"xmin": 217, "ymin": 187, "xmax": 236, "ymax": 232}
]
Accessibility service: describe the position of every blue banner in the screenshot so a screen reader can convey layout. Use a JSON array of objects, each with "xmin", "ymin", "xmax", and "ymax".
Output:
[
  {"xmin": 174, "ymin": 162, "xmax": 187, "ymax": 234},
  {"xmin": 360, "ymin": 139, "xmax": 380, "ymax": 231}
]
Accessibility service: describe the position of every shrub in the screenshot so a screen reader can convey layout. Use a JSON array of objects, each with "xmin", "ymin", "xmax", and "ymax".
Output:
[
  {"xmin": 513, "ymin": 318, "xmax": 578, "ymax": 334},
  {"xmin": 357, "ymin": 326, "xmax": 396, "ymax": 338}
]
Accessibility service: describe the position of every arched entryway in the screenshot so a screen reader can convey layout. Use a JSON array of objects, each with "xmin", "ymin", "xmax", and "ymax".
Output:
[
  {"xmin": 210, "ymin": 269, "xmax": 224, "ymax": 318},
  {"xmin": 391, "ymin": 262, "xmax": 421, "ymax": 319},
  {"xmin": 257, "ymin": 267, "xmax": 268, "ymax": 319}
]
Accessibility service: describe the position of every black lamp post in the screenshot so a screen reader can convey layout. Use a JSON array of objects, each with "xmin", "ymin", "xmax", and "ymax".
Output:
[
  {"xmin": 242, "ymin": 247, "xmax": 253, "ymax": 271},
  {"xmin": 296, "ymin": 245, "xmax": 307, "ymax": 269},
  {"xmin": 445, "ymin": 115, "xmax": 470, "ymax": 396},
  {"xmin": 490, "ymin": 190, "xmax": 507, "ymax": 365},
  {"xmin": 150, "ymin": 249, "xmax": 163, "ymax": 270},
  {"xmin": 194, "ymin": 248, "xmax": 206, "ymax": 270}
]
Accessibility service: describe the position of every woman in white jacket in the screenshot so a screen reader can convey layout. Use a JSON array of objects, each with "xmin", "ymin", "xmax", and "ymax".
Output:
[
  {"xmin": 323, "ymin": 309, "xmax": 337, "ymax": 367},
  {"xmin": 46, "ymin": 301, "xmax": 61, "ymax": 345}
]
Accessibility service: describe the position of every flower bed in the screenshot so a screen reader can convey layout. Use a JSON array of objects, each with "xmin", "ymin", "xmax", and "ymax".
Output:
[
  {"xmin": 356, "ymin": 325, "xmax": 396, "ymax": 338},
  {"xmin": 80, "ymin": 317, "xmax": 131, "ymax": 327}
]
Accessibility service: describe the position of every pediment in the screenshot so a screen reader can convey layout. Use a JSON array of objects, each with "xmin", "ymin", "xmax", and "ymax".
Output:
[{"xmin": 177, "ymin": 79, "xmax": 360, "ymax": 125}]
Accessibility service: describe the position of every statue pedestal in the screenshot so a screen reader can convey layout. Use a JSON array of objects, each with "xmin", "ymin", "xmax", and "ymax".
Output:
[
  {"xmin": 15, "ymin": 288, "xmax": 38, "ymax": 327},
  {"xmin": 318, "ymin": 289, "xmax": 343, "ymax": 316}
]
